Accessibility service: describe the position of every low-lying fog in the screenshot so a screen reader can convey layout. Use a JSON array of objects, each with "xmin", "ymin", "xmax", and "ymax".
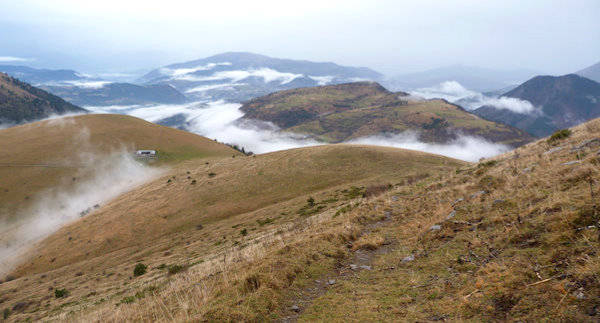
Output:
[
  {"xmin": 0, "ymin": 132, "xmax": 165, "ymax": 277},
  {"xmin": 85, "ymin": 94, "xmax": 512, "ymax": 162},
  {"xmin": 408, "ymin": 81, "xmax": 540, "ymax": 115},
  {"xmin": 86, "ymin": 101, "xmax": 322, "ymax": 154}
]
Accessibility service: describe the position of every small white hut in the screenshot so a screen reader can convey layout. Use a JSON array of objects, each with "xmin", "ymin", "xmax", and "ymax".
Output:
[{"xmin": 135, "ymin": 150, "xmax": 156, "ymax": 156}]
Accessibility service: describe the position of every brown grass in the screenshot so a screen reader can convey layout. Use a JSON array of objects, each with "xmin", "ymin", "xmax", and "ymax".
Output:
[
  {"xmin": 0, "ymin": 114, "xmax": 239, "ymax": 219},
  {"xmin": 5, "ymin": 116, "xmax": 600, "ymax": 322},
  {"xmin": 0, "ymin": 135, "xmax": 462, "ymax": 321},
  {"xmin": 351, "ymin": 234, "xmax": 385, "ymax": 251}
]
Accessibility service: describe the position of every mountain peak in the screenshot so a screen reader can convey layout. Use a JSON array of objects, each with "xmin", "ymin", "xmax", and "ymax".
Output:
[
  {"xmin": 576, "ymin": 61, "xmax": 600, "ymax": 83},
  {"xmin": 474, "ymin": 73, "xmax": 600, "ymax": 137}
]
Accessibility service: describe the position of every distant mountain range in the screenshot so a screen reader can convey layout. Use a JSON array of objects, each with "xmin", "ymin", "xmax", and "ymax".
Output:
[
  {"xmin": 42, "ymin": 83, "xmax": 187, "ymax": 106},
  {"xmin": 384, "ymin": 64, "xmax": 539, "ymax": 92},
  {"xmin": 474, "ymin": 74, "xmax": 600, "ymax": 137},
  {"xmin": 0, "ymin": 65, "xmax": 187, "ymax": 106},
  {"xmin": 3, "ymin": 54, "xmax": 599, "ymax": 141},
  {"xmin": 140, "ymin": 52, "xmax": 383, "ymax": 102},
  {"xmin": 576, "ymin": 61, "xmax": 600, "ymax": 83},
  {"xmin": 1, "ymin": 53, "xmax": 384, "ymax": 105},
  {"xmin": 0, "ymin": 72, "xmax": 86, "ymax": 125},
  {"xmin": 241, "ymin": 81, "xmax": 533, "ymax": 146},
  {"xmin": 0, "ymin": 65, "xmax": 87, "ymax": 84}
]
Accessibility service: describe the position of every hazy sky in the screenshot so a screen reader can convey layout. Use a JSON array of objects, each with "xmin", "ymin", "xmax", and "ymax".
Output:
[{"xmin": 0, "ymin": 0, "xmax": 598, "ymax": 76}]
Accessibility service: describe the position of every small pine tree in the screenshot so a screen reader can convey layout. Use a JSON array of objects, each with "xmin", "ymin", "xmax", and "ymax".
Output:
[{"xmin": 54, "ymin": 288, "xmax": 69, "ymax": 298}]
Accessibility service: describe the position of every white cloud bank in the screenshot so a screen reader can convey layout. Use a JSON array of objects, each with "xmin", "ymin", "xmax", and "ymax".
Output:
[
  {"xmin": 349, "ymin": 131, "xmax": 510, "ymax": 162},
  {"xmin": 185, "ymin": 82, "xmax": 247, "ymax": 94},
  {"xmin": 176, "ymin": 67, "xmax": 304, "ymax": 85},
  {"xmin": 410, "ymin": 81, "xmax": 541, "ymax": 115},
  {"xmin": 63, "ymin": 80, "xmax": 112, "ymax": 89},
  {"xmin": 309, "ymin": 75, "xmax": 334, "ymax": 85},
  {"xmin": 160, "ymin": 62, "xmax": 232, "ymax": 77},
  {"xmin": 0, "ymin": 56, "xmax": 35, "ymax": 63},
  {"xmin": 85, "ymin": 100, "xmax": 511, "ymax": 161},
  {"xmin": 481, "ymin": 96, "xmax": 539, "ymax": 114},
  {"xmin": 85, "ymin": 101, "xmax": 321, "ymax": 154}
]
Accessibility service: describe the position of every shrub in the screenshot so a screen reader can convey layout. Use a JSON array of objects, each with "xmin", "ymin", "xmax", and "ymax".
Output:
[
  {"xmin": 477, "ymin": 160, "xmax": 498, "ymax": 168},
  {"xmin": 364, "ymin": 183, "xmax": 392, "ymax": 198},
  {"xmin": 208, "ymin": 172, "xmax": 216, "ymax": 178},
  {"xmin": 54, "ymin": 288, "xmax": 69, "ymax": 298},
  {"xmin": 3, "ymin": 308, "xmax": 9, "ymax": 319},
  {"xmin": 343, "ymin": 186, "xmax": 365, "ymax": 199},
  {"xmin": 167, "ymin": 264, "xmax": 184, "ymax": 275},
  {"xmin": 244, "ymin": 274, "xmax": 261, "ymax": 293},
  {"xmin": 307, "ymin": 196, "xmax": 315, "ymax": 206},
  {"xmin": 133, "ymin": 263, "xmax": 147, "ymax": 277},
  {"xmin": 547, "ymin": 129, "xmax": 572, "ymax": 143},
  {"xmin": 240, "ymin": 228, "xmax": 248, "ymax": 236},
  {"xmin": 256, "ymin": 218, "xmax": 273, "ymax": 226},
  {"xmin": 120, "ymin": 296, "xmax": 135, "ymax": 304}
]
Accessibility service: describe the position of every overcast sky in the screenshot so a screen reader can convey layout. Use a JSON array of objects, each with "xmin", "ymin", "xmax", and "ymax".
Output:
[{"xmin": 0, "ymin": 0, "xmax": 598, "ymax": 76}]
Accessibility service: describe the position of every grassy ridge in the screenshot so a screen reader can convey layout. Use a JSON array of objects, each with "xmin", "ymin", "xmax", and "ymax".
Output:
[{"xmin": 11, "ymin": 144, "xmax": 463, "ymax": 277}]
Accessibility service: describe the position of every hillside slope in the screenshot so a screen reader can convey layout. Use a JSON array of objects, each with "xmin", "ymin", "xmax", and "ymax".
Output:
[
  {"xmin": 241, "ymin": 82, "xmax": 533, "ymax": 146},
  {"xmin": 0, "ymin": 114, "xmax": 240, "ymax": 219},
  {"xmin": 0, "ymin": 143, "xmax": 463, "ymax": 321},
  {"xmin": 288, "ymin": 122, "xmax": 600, "ymax": 322},
  {"xmin": 3, "ymin": 119, "xmax": 599, "ymax": 322},
  {"xmin": 0, "ymin": 72, "xmax": 86, "ymax": 124},
  {"xmin": 474, "ymin": 74, "xmax": 600, "ymax": 137},
  {"xmin": 11, "ymin": 145, "xmax": 463, "ymax": 276}
]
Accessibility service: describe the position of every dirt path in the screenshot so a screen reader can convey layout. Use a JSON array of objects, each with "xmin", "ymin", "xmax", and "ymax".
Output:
[{"xmin": 278, "ymin": 209, "xmax": 394, "ymax": 322}]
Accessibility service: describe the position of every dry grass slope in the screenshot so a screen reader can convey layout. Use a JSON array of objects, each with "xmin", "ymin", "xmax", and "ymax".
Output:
[
  {"xmin": 3, "ymin": 117, "xmax": 598, "ymax": 322},
  {"xmin": 0, "ymin": 141, "xmax": 462, "ymax": 322},
  {"xmin": 0, "ymin": 114, "xmax": 239, "ymax": 219}
]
